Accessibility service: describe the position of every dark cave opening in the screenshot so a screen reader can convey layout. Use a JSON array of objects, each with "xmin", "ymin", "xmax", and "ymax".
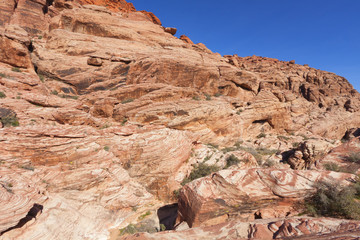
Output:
[{"xmin": 157, "ymin": 203, "xmax": 178, "ymax": 231}]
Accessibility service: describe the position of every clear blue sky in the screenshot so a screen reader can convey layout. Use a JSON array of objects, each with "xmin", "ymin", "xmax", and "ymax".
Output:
[{"xmin": 131, "ymin": 0, "xmax": 360, "ymax": 92}]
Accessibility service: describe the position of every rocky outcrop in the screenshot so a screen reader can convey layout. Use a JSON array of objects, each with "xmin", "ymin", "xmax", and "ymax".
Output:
[
  {"xmin": 286, "ymin": 139, "xmax": 334, "ymax": 170},
  {"xmin": 178, "ymin": 168, "xmax": 355, "ymax": 228},
  {"xmin": 0, "ymin": 0, "xmax": 360, "ymax": 239},
  {"xmin": 123, "ymin": 217, "xmax": 360, "ymax": 240}
]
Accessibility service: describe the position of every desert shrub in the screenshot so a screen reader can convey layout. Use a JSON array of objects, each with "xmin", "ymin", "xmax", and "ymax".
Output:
[
  {"xmin": 1, "ymin": 115, "xmax": 19, "ymax": 127},
  {"xmin": 0, "ymin": 92, "xmax": 6, "ymax": 98},
  {"xmin": 119, "ymin": 224, "xmax": 137, "ymax": 236},
  {"xmin": 11, "ymin": 67, "xmax": 21, "ymax": 72},
  {"xmin": 181, "ymin": 163, "xmax": 220, "ymax": 185},
  {"xmin": 345, "ymin": 152, "xmax": 360, "ymax": 163},
  {"xmin": 104, "ymin": 146, "xmax": 110, "ymax": 151},
  {"xmin": 214, "ymin": 92, "xmax": 221, "ymax": 97},
  {"xmin": 60, "ymin": 94, "xmax": 78, "ymax": 100},
  {"xmin": 225, "ymin": 154, "xmax": 240, "ymax": 169},
  {"xmin": 305, "ymin": 182, "xmax": 360, "ymax": 220},
  {"xmin": 204, "ymin": 94, "xmax": 211, "ymax": 101},
  {"xmin": 38, "ymin": 74, "xmax": 45, "ymax": 82},
  {"xmin": 122, "ymin": 98, "xmax": 134, "ymax": 104},
  {"xmin": 159, "ymin": 224, "xmax": 166, "ymax": 232},
  {"xmin": 256, "ymin": 133, "xmax": 266, "ymax": 139},
  {"xmin": 192, "ymin": 96, "xmax": 200, "ymax": 101},
  {"xmin": 292, "ymin": 142, "xmax": 300, "ymax": 148},
  {"xmin": 324, "ymin": 162, "xmax": 341, "ymax": 172},
  {"xmin": 51, "ymin": 90, "xmax": 58, "ymax": 95},
  {"xmin": 138, "ymin": 211, "xmax": 151, "ymax": 220},
  {"xmin": 0, "ymin": 73, "xmax": 7, "ymax": 78},
  {"xmin": 19, "ymin": 165, "xmax": 35, "ymax": 171},
  {"xmin": 121, "ymin": 117, "xmax": 128, "ymax": 126},
  {"xmin": 277, "ymin": 135, "xmax": 290, "ymax": 141}
]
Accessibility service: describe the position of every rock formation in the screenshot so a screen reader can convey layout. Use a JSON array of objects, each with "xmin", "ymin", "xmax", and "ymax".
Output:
[{"xmin": 0, "ymin": 0, "xmax": 359, "ymax": 239}]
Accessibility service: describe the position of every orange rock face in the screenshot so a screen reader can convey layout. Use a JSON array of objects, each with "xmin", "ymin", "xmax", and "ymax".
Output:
[{"xmin": 0, "ymin": 0, "xmax": 360, "ymax": 239}]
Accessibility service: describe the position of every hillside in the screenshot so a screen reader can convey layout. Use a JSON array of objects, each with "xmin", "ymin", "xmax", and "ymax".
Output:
[{"xmin": 1, "ymin": 0, "xmax": 360, "ymax": 239}]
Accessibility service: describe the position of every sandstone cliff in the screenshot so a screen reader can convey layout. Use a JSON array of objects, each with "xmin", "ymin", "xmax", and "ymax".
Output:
[{"xmin": 0, "ymin": 0, "xmax": 360, "ymax": 239}]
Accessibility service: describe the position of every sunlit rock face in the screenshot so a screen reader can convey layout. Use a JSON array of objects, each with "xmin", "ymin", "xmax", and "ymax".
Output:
[{"xmin": 0, "ymin": 0, "xmax": 360, "ymax": 239}]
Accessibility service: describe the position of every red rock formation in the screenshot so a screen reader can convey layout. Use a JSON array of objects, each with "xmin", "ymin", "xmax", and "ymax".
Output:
[
  {"xmin": 0, "ymin": 0, "xmax": 359, "ymax": 239},
  {"xmin": 123, "ymin": 218, "xmax": 360, "ymax": 240},
  {"xmin": 178, "ymin": 169, "xmax": 355, "ymax": 227}
]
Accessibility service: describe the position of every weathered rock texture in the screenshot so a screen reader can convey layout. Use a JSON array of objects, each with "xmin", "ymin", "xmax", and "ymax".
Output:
[
  {"xmin": 178, "ymin": 168, "xmax": 355, "ymax": 228},
  {"xmin": 123, "ymin": 217, "xmax": 360, "ymax": 240},
  {"xmin": 0, "ymin": 0, "xmax": 359, "ymax": 239}
]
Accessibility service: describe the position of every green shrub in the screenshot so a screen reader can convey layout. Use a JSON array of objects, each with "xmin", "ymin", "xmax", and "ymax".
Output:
[
  {"xmin": 181, "ymin": 163, "xmax": 220, "ymax": 185},
  {"xmin": 51, "ymin": 90, "xmax": 58, "ymax": 95},
  {"xmin": 277, "ymin": 135, "xmax": 290, "ymax": 141},
  {"xmin": 119, "ymin": 224, "xmax": 137, "ymax": 236},
  {"xmin": 60, "ymin": 94, "xmax": 78, "ymax": 100},
  {"xmin": 0, "ymin": 73, "xmax": 7, "ymax": 78},
  {"xmin": 345, "ymin": 152, "xmax": 360, "ymax": 163},
  {"xmin": 1, "ymin": 115, "xmax": 19, "ymax": 127},
  {"xmin": 304, "ymin": 182, "xmax": 360, "ymax": 220},
  {"xmin": 104, "ymin": 146, "xmax": 110, "ymax": 151},
  {"xmin": 225, "ymin": 154, "xmax": 240, "ymax": 169},
  {"xmin": 292, "ymin": 142, "xmax": 300, "ymax": 148},
  {"xmin": 138, "ymin": 211, "xmax": 151, "ymax": 220},
  {"xmin": 256, "ymin": 133, "xmax": 266, "ymax": 139},
  {"xmin": 121, "ymin": 117, "xmax": 128, "ymax": 126},
  {"xmin": 204, "ymin": 94, "xmax": 211, "ymax": 101},
  {"xmin": 0, "ymin": 92, "xmax": 6, "ymax": 98},
  {"xmin": 19, "ymin": 165, "xmax": 35, "ymax": 171},
  {"xmin": 324, "ymin": 162, "xmax": 340, "ymax": 172},
  {"xmin": 38, "ymin": 74, "xmax": 45, "ymax": 82},
  {"xmin": 159, "ymin": 224, "xmax": 166, "ymax": 232},
  {"xmin": 192, "ymin": 96, "xmax": 200, "ymax": 101},
  {"xmin": 11, "ymin": 67, "xmax": 21, "ymax": 72},
  {"xmin": 122, "ymin": 98, "xmax": 134, "ymax": 104}
]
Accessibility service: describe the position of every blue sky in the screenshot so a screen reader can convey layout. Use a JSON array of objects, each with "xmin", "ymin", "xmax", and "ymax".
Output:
[{"xmin": 131, "ymin": 0, "xmax": 360, "ymax": 91}]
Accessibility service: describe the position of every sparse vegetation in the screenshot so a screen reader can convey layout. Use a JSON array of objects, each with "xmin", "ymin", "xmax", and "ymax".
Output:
[
  {"xmin": 324, "ymin": 162, "xmax": 341, "ymax": 172},
  {"xmin": 277, "ymin": 135, "xmax": 290, "ymax": 141},
  {"xmin": 0, "ymin": 72, "xmax": 7, "ymax": 78},
  {"xmin": 11, "ymin": 67, "xmax": 21, "ymax": 72},
  {"xmin": 181, "ymin": 163, "xmax": 220, "ymax": 185},
  {"xmin": 104, "ymin": 146, "xmax": 110, "ymax": 151},
  {"xmin": 192, "ymin": 96, "xmax": 200, "ymax": 101},
  {"xmin": 345, "ymin": 152, "xmax": 360, "ymax": 163},
  {"xmin": 38, "ymin": 74, "xmax": 45, "ymax": 82},
  {"xmin": 206, "ymin": 143, "xmax": 219, "ymax": 149},
  {"xmin": 1, "ymin": 115, "xmax": 19, "ymax": 127},
  {"xmin": 51, "ymin": 90, "xmax": 58, "ymax": 95},
  {"xmin": 100, "ymin": 123, "xmax": 111, "ymax": 129},
  {"xmin": 60, "ymin": 94, "xmax": 78, "ymax": 100},
  {"xmin": 138, "ymin": 211, "xmax": 151, "ymax": 220},
  {"xmin": 256, "ymin": 133, "xmax": 266, "ymax": 139},
  {"xmin": 292, "ymin": 142, "xmax": 300, "ymax": 148},
  {"xmin": 236, "ymin": 109, "xmax": 243, "ymax": 115},
  {"xmin": 304, "ymin": 181, "xmax": 360, "ymax": 220},
  {"xmin": 122, "ymin": 98, "xmax": 134, "ymax": 104},
  {"xmin": 214, "ymin": 92, "xmax": 221, "ymax": 97},
  {"xmin": 121, "ymin": 117, "xmax": 128, "ymax": 126},
  {"xmin": 173, "ymin": 189, "xmax": 181, "ymax": 199},
  {"xmin": 0, "ymin": 91, "xmax": 6, "ymax": 98},
  {"xmin": 19, "ymin": 165, "xmax": 35, "ymax": 171},
  {"xmin": 225, "ymin": 154, "xmax": 241, "ymax": 169},
  {"xmin": 119, "ymin": 224, "xmax": 137, "ymax": 236},
  {"xmin": 159, "ymin": 224, "xmax": 166, "ymax": 232},
  {"xmin": 38, "ymin": 35, "xmax": 43, "ymax": 39},
  {"xmin": 204, "ymin": 94, "xmax": 211, "ymax": 101}
]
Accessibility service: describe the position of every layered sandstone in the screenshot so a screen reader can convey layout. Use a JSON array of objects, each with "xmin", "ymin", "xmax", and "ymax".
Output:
[{"xmin": 0, "ymin": 0, "xmax": 359, "ymax": 239}]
